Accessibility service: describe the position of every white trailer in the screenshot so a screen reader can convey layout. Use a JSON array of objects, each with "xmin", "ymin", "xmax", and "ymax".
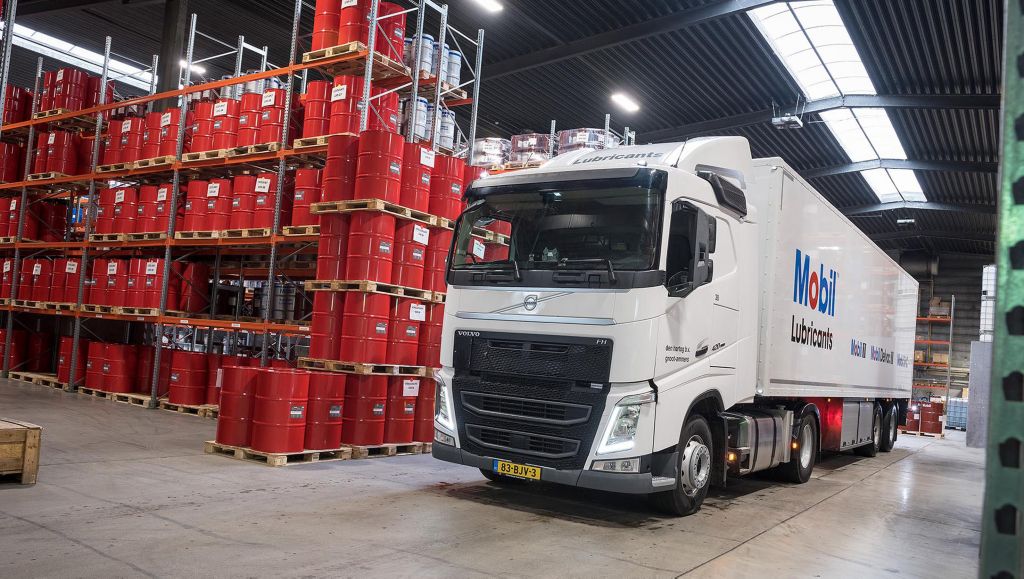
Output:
[{"xmin": 431, "ymin": 137, "xmax": 918, "ymax": 515}]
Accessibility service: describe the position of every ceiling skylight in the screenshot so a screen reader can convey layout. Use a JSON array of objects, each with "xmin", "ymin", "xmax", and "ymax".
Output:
[{"xmin": 749, "ymin": 1, "xmax": 926, "ymax": 205}]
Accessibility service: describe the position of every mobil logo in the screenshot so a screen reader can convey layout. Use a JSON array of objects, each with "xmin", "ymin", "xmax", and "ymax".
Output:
[{"xmin": 793, "ymin": 248, "xmax": 838, "ymax": 317}]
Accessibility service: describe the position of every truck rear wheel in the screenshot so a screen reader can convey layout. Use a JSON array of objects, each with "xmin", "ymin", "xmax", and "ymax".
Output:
[
  {"xmin": 776, "ymin": 413, "xmax": 817, "ymax": 484},
  {"xmin": 648, "ymin": 415, "xmax": 713, "ymax": 516},
  {"xmin": 854, "ymin": 405, "xmax": 883, "ymax": 457},
  {"xmin": 879, "ymin": 404, "xmax": 898, "ymax": 452}
]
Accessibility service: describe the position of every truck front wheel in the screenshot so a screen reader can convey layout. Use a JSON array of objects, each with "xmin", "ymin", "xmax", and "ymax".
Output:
[
  {"xmin": 649, "ymin": 415, "xmax": 713, "ymax": 516},
  {"xmin": 878, "ymin": 404, "xmax": 898, "ymax": 452},
  {"xmin": 776, "ymin": 413, "xmax": 818, "ymax": 484}
]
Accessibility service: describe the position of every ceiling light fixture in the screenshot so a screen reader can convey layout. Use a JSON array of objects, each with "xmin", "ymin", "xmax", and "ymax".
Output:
[
  {"xmin": 180, "ymin": 60, "xmax": 207, "ymax": 76},
  {"xmin": 611, "ymin": 93, "xmax": 640, "ymax": 113},
  {"xmin": 896, "ymin": 218, "xmax": 916, "ymax": 225},
  {"xmin": 471, "ymin": 0, "xmax": 503, "ymax": 13}
]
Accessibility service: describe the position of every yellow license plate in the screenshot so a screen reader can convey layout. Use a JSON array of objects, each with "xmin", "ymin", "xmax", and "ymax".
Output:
[{"xmin": 493, "ymin": 460, "xmax": 541, "ymax": 480}]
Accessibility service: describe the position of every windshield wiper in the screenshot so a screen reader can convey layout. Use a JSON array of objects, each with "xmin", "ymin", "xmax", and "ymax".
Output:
[{"xmin": 557, "ymin": 258, "xmax": 617, "ymax": 284}]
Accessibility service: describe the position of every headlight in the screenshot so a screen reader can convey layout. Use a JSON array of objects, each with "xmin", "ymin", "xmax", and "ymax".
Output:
[
  {"xmin": 591, "ymin": 458, "xmax": 641, "ymax": 473},
  {"xmin": 434, "ymin": 372, "xmax": 455, "ymax": 430},
  {"xmin": 596, "ymin": 391, "xmax": 655, "ymax": 455},
  {"xmin": 434, "ymin": 429, "xmax": 455, "ymax": 446}
]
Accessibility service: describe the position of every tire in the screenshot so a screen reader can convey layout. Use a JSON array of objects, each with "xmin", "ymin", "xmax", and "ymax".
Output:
[
  {"xmin": 878, "ymin": 404, "xmax": 898, "ymax": 453},
  {"xmin": 479, "ymin": 468, "xmax": 525, "ymax": 485},
  {"xmin": 649, "ymin": 415, "xmax": 713, "ymax": 516},
  {"xmin": 776, "ymin": 412, "xmax": 817, "ymax": 483},
  {"xmin": 854, "ymin": 405, "xmax": 883, "ymax": 457}
]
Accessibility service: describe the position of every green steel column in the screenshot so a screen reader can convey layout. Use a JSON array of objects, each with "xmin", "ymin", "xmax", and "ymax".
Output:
[{"xmin": 980, "ymin": 1, "xmax": 1024, "ymax": 577}]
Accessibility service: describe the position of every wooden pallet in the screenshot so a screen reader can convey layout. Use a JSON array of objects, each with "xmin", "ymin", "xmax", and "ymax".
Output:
[
  {"xmin": 302, "ymin": 41, "xmax": 410, "ymax": 81},
  {"xmin": 297, "ymin": 357, "xmax": 428, "ymax": 376},
  {"xmin": 115, "ymin": 306, "xmax": 159, "ymax": 317},
  {"xmin": 88, "ymin": 233, "xmax": 125, "ymax": 243},
  {"xmin": 311, "ymin": 198, "xmax": 438, "ymax": 227},
  {"xmin": 125, "ymin": 231, "xmax": 167, "ymax": 241},
  {"xmin": 898, "ymin": 428, "xmax": 946, "ymax": 439},
  {"xmin": 228, "ymin": 142, "xmax": 280, "ymax": 157},
  {"xmin": 344, "ymin": 442, "xmax": 425, "ymax": 459},
  {"xmin": 204, "ymin": 440, "xmax": 353, "ymax": 467},
  {"xmin": 175, "ymin": 230, "xmax": 221, "ymax": 240},
  {"xmin": 133, "ymin": 155, "xmax": 176, "ymax": 169},
  {"xmin": 9, "ymin": 372, "xmax": 65, "ymax": 390},
  {"xmin": 78, "ymin": 388, "xmax": 152, "ymax": 407},
  {"xmin": 222, "ymin": 228, "xmax": 272, "ymax": 239},
  {"xmin": 48, "ymin": 302, "xmax": 77, "ymax": 312},
  {"xmin": 96, "ymin": 162, "xmax": 132, "ymax": 174},
  {"xmin": 33, "ymin": 108, "xmax": 73, "ymax": 120},
  {"xmin": 11, "ymin": 299, "xmax": 42, "ymax": 309},
  {"xmin": 159, "ymin": 399, "xmax": 210, "ymax": 417},
  {"xmin": 282, "ymin": 225, "xmax": 320, "ymax": 237},
  {"xmin": 182, "ymin": 148, "xmax": 231, "ymax": 163},
  {"xmin": 80, "ymin": 304, "xmax": 115, "ymax": 314},
  {"xmin": 303, "ymin": 279, "xmax": 434, "ymax": 301},
  {"xmin": 292, "ymin": 133, "xmax": 356, "ymax": 151},
  {"xmin": 26, "ymin": 171, "xmax": 68, "ymax": 182}
]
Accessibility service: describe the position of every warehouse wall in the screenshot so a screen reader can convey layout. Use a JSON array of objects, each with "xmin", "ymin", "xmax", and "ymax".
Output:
[{"xmin": 914, "ymin": 253, "xmax": 993, "ymax": 370}]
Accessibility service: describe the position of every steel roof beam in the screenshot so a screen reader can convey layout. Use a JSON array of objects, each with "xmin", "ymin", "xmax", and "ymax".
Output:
[
  {"xmin": 482, "ymin": 0, "xmax": 776, "ymax": 80},
  {"xmin": 645, "ymin": 94, "xmax": 1001, "ymax": 142},
  {"xmin": 869, "ymin": 229, "xmax": 994, "ymax": 242},
  {"xmin": 18, "ymin": 0, "xmax": 159, "ymax": 16},
  {"xmin": 844, "ymin": 201, "xmax": 996, "ymax": 216},
  {"xmin": 804, "ymin": 158, "xmax": 998, "ymax": 179}
]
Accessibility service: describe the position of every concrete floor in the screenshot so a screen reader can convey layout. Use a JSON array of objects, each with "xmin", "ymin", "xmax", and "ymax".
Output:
[{"xmin": 0, "ymin": 380, "xmax": 983, "ymax": 578}]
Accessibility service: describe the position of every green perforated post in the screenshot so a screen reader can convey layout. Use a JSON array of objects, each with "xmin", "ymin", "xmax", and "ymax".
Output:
[{"xmin": 980, "ymin": 1, "xmax": 1024, "ymax": 577}]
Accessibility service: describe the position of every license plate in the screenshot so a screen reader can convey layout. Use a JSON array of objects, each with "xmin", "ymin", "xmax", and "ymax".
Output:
[{"xmin": 493, "ymin": 459, "xmax": 541, "ymax": 480}]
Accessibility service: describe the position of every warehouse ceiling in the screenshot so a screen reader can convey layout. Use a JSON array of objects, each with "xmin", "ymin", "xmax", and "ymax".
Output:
[{"xmin": 5, "ymin": 0, "xmax": 1002, "ymax": 256}]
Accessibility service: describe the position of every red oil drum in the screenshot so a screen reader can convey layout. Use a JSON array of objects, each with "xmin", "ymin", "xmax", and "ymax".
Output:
[
  {"xmin": 15, "ymin": 260, "xmax": 31, "ymax": 300},
  {"xmin": 206, "ymin": 352, "xmax": 224, "ymax": 405},
  {"xmin": 143, "ymin": 258, "xmax": 180, "ymax": 310},
  {"xmin": 316, "ymin": 214, "xmax": 350, "ymax": 280},
  {"xmin": 104, "ymin": 259, "xmax": 129, "ymax": 308},
  {"xmin": 905, "ymin": 406, "xmax": 921, "ymax": 431},
  {"xmin": 93, "ymin": 187, "xmax": 115, "ymax": 235},
  {"xmin": 418, "ymin": 303, "xmax": 445, "ymax": 367},
  {"xmin": 84, "ymin": 340, "xmax": 106, "ymax": 390},
  {"xmin": 104, "ymin": 344, "xmax": 138, "ymax": 394},
  {"xmin": 119, "ymin": 117, "xmax": 146, "ymax": 163},
  {"xmin": 312, "ymin": 0, "xmax": 341, "ymax": 52},
  {"xmin": 216, "ymin": 365, "xmax": 261, "ymax": 447},
  {"xmin": 40, "ymin": 71, "xmax": 56, "ymax": 111},
  {"xmin": 229, "ymin": 174, "xmax": 257, "ymax": 230},
  {"xmin": 368, "ymin": 87, "xmax": 400, "ymax": 133},
  {"xmin": 252, "ymin": 172, "xmax": 283, "ymax": 229},
  {"xmin": 321, "ymin": 133, "xmax": 359, "ymax": 202},
  {"xmin": 53, "ymin": 67, "xmax": 88, "ymax": 111},
  {"xmin": 61, "ymin": 258, "xmax": 81, "ymax": 304},
  {"xmin": 328, "ymin": 75, "xmax": 361, "ymax": 135},
  {"xmin": 0, "ymin": 329, "xmax": 26, "ymax": 371},
  {"xmin": 302, "ymin": 81, "xmax": 332, "ymax": 138},
  {"xmin": 191, "ymin": 101, "xmax": 216, "ymax": 153},
  {"xmin": 0, "ymin": 209, "xmax": 8, "ymax": 239},
  {"xmin": 424, "ymin": 228, "xmax": 453, "ymax": 293},
  {"xmin": 46, "ymin": 131, "xmax": 79, "ymax": 175},
  {"xmin": 124, "ymin": 259, "xmax": 144, "ymax": 308},
  {"xmin": 345, "ymin": 212, "xmax": 395, "ymax": 282},
  {"xmin": 305, "ymin": 372, "xmax": 347, "ymax": 450},
  {"xmin": 137, "ymin": 184, "xmax": 160, "ymax": 233},
  {"xmin": 182, "ymin": 179, "xmax": 209, "ymax": 232},
  {"xmin": 86, "ymin": 258, "xmax": 106, "ymax": 305},
  {"xmin": 169, "ymin": 349, "xmax": 208, "ymax": 405},
  {"xmin": 376, "ymin": 2, "xmax": 406, "ymax": 63},
  {"xmin": 340, "ymin": 292, "xmax": 391, "ymax": 363},
  {"xmin": 158, "ymin": 108, "xmax": 190, "ymax": 157},
  {"xmin": 102, "ymin": 120, "xmax": 123, "ymax": 165},
  {"xmin": 464, "ymin": 164, "xmax": 488, "ymax": 189},
  {"xmin": 384, "ymin": 376, "xmax": 417, "ymax": 443},
  {"xmin": 400, "ymin": 142, "xmax": 432, "ymax": 212},
  {"xmin": 154, "ymin": 183, "xmax": 182, "ymax": 234},
  {"xmin": 387, "ymin": 297, "xmax": 424, "ymax": 365},
  {"xmin": 211, "ymin": 98, "xmax": 240, "ymax": 150},
  {"xmin": 134, "ymin": 345, "xmax": 155, "ymax": 395},
  {"xmin": 919, "ymin": 402, "xmax": 944, "ymax": 434},
  {"xmin": 141, "ymin": 112, "xmax": 163, "ymax": 159},
  {"xmin": 338, "ymin": 0, "xmax": 369, "ymax": 44},
  {"xmin": 429, "ymin": 154, "xmax": 466, "ymax": 221},
  {"xmin": 57, "ymin": 337, "xmax": 87, "ymax": 385},
  {"xmin": 251, "ymin": 369, "xmax": 310, "ymax": 453},
  {"xmin": 179, "ymin": 263, "xmax": 210, "ymax": 314},
  {"xmin": 0, "ymin": 258, "xmax": 13, "ymax": 299},
  {"xmin": 237, "ymin": 92, "xmax": 263, "ymax": 147},
  {"xmin": 39, "ymin": 202, "xmax": 67, "ymax": 243},
  {"xmin": 413, "ymin": 378, "xmax": 435, "ymax": 442},
  {"xmin": 291, "ymin": 168, "xmax": 322, "ymax": 226},
  {"xmin": 341, "ymin": 375, "xmax": 387, "ymax": 445},
  {"xmin": 392, "ymin": 221, "xmax": 429, "ymax": 289},
  {"xmin": 29, "ymin": 259, "xmax": 53, "ymax": 302},
  {"xmin": 354, "ymin": 130, "xmax": 404, "ymax": 203},
  {"xmin": 32, "ymin": 132, "xmax": 49, "ymax": 174},
  {"xmin": 309, "ymin": 291, "xmax": 345, "ymax": 359},
  {"xmin": 257, "ymin": 88, "xmax": 287, "ymax": 145},
  {"xmin": 0, "ymin": 142, "xmax": 24, "ymax": 183},
  {"xmin": 50, "ymin": 258, "xmax": 68, "ymax": 302},
  {"xmin": 112, "ymin": 187, "xmax": 138, "ymax": 234},
  {"xmin": 202, "ymin": 178, "xmax": 233, "ymax": 231},
  {"xmin": 26, "ymin": 332, "xmax": 53, "ymax": 370}
]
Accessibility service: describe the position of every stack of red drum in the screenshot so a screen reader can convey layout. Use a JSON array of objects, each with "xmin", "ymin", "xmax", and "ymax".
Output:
[
  {"xmin": 237, "ymin": 92, "xmax": 263, "ymax": 147},
  {"xmin": 302, "ymin": 81, "xmax": 332, "ymax": 139},
  {"xmin": 918, "ymin": 401, "xmax": 944, "ymax": 434},
  {"xmin": 2, "ymin": 85, "xmax": 33, "ymax": 124},
  {"xmin": 309, "ymin": 291, "xmax": 344, "ymax": 360},
  {"xmin": 229, "ymin": 174, "xmax": 257, "ymax": 230},
  {"xmin": 57, "ymin": 337, "xmax": 88, "ymax": 386},
  {"xmin": 251, "ymin": 368, "xmax": 309, "ymax": 453},
  {"xmin": 413, "ymin": 378, "xmax": 435, "ymax": 443},
  {"xmin": 190, "ymin": 101, "xmax": 216, "ymax": 153},
  {"xmin": 35, "ymin": 130, "xmax": 82, "ymax": 176},
  {"xmin": 159, "ymin": 108, "xmax": 192, "ymax": 157},
  {"xmin": 291, "ymin": 168, "xmax": 322, "ymax": 226},
  {"xmin": 212, "ymin": 98, "xmax": 241, "ymax": 150},
  {"xmin": 329, "ymin": 76, "xmax": 361, "ymax": 136},
  {"xmin": 311, "ymin": 0, "xmax": 341, "ymax": 52},
  {"xmin": 0, "ymin": 142, "xmax": 24, "ymax": 183},
  {"xmin": 375, "ymin": 2, "xmax": 407, "ymax": 63},
  {"xmin": 258, "ymin": 88, "xmax": 287, "ymax": 145},
  {"xmin": 216, "ymin": 365, "xmax": 261, "ymax": 447},
  {"xmin": 50, "ymin": 67, "xmax": 89, "ymax": 112},
  {"xmin": 306, "ymin": 372, "xmax": 346, "ymax": 450},
  {"xmin": 428, "ymin": 154, "xmax": 465, "ymax": 221},
  {"xmin": 141, "ymin": 112, "xmax": 163, "ymax": 159},
  {"xmin": 342, "ymin": 375, "xmax": 387, "ymax": 445},
  {"xmin": 202, "ymin": 178, "xmax": 233, "ymax": 231},
  {"xmin": 384, "ymin": 376, "xmax": 417, "ymax": 443},
  {"xmin": 168, "ymin": 349, "xmax": 208, "ymax": 405},
  {"xmin": 321, "ymin": 133, "xmax": 359, "ymax": 202},
  {"xmin": 0, "ymin": 328, "xmax": 27, "ymax": 371},
  {"xmin": 118, "ymin": 117, "xmax": 146, "ymax": 164}
]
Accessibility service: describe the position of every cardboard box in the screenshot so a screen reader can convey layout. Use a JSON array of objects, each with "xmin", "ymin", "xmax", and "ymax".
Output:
[
  {"xmin": 932, "ymin": 352, "xmax": 950, "ymax": 365},
  {"xmin": 0, "ymin": 419, "xmax": 41, "ymax": 485}
]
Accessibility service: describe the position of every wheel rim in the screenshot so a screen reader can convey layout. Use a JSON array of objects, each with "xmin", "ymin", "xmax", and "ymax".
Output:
[
  {"xmin": 888, "ymin": 411, "xmax": 897, "ymax": 445},
  {"xmin": 798, "ymin": 422, "xmax": 814, "ymax": 469},
  {"xmin": 680, "ymin": 435, "xmax": 711, "ymax": 497},
  {"xmin": 873, "ymin": 412, "xmax": 881, "ymax": 447}
]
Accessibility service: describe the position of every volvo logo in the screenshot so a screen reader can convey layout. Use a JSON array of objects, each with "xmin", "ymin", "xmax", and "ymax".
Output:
[{"xmin": 523, "ymin": 295, "xmax": 539, "ymax": 311}]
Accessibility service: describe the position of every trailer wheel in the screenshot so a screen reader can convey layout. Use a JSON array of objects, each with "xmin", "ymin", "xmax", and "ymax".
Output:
[
  {"xmin": 879, "ymin": 404, "xmax": 898, "ymax": 452},
  {"xmin": 776, "ymin": 413, "xmax": 817, "ymax": 484},
  {"xmin": 649, "ymin": 415, "xmax": 713, "ymax": 516},
  {"xmin": 855, "ymin": 406, "xmax": 883, "ymax": 457}
]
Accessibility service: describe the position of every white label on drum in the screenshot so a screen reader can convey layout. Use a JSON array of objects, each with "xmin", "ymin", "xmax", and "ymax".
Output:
[
  {"xmin": 402, "ymin": 379, "xmax": 420, "ymax": 397},
  {"xmin": 107, "ymin": 261, "xmax": 118, "ymax": 275},
  {"xmin": 207, "ymin": 182, "xmax": 220, "ymax": 197},
  {"xmin": 409, "ymin": 303, "xmax": 426, "ymax": 322},
  {"xmin": 331, "ymin": 84, "xmax": 348, "ymax": 102},
  {"xmin": 114, "ymin": 189, "xmax": 125, "ymax": 203},
  {"xmin": 255, "ymin": 177, "xmax": 272, "ymax": 193},
  {"xmin": 412, "ymin": 224, "xmax": 430, "ymax": 245},
  {"xmin": 472, "ymin": 239, "xmax": 486, "ymax": 259},
  {"xmin": 156, "ymin": 187, "xmax": 168, "ymax": 201},
  {"xmin": 342, "ymin": 0, "xmax": 359, "ymax": 7},
  {"xmin": 32, "ymin": 263, "xmax": 41, "ymax": 275},
  {"xmin": 375, "ymin": 322, "xmax": 387, "ymax": 334},
  {"xmin": 66, "ymin": 261, "xmax": 78, "ymax": 274},
  {"xmin": 262, "ymin": 91, "xmax": 276, "ymax": 107},
  {"xmin": 379, "ymin": 240, "xmax": 392, "ymax": 254},
  {"xmin": 161, "ymin": 112, "xmax": 172, "ymax": 127},
  {"xmin": 420, "ymin": 147, "xmax": 435, "ymax": 168},
  {"xmin": 213, "ymin": 101, "xmax": 229, "ymax": 116},
  {"xmin": 146, "ymin": 261, "xmax": 158, "ymax": 275},
  {"xmin": 47, "ymin": 133, "xmax": 56, "ymax": 145}
]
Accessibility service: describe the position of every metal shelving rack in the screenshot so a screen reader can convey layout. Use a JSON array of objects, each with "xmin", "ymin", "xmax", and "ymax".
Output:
[{"xmin": 0, "ymin": 0, "xmax": 486, "ymax": 407}]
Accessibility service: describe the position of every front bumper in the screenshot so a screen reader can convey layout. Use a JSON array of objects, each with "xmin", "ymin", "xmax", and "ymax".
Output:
[{"xmin": 433, "ymin": 441, "xmax": 664, "ymax": 495}]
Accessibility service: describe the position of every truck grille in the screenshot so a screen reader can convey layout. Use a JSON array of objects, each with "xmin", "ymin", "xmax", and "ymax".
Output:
[{"xmin": 452, "ymin": 332, "xmax": 612, "ymax": 471}]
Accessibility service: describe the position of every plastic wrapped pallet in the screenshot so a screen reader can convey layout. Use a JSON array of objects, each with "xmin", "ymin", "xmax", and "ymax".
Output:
[
  {"xmin": 556, "ymin": 128, "xmax": 621, "ymax": 155},
  {"xmin": 471, "ymin": 138, "xmax": 510, "ymax": 167}
]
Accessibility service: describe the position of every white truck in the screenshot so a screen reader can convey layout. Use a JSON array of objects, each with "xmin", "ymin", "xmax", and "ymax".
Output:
[{"xmin": 431, "ymin": 137, "xmax": 918, "ymax": 515}]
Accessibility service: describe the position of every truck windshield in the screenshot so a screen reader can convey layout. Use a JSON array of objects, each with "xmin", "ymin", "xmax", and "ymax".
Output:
[{"xmin": 452, "ymin": 184, "xmax": 662, "ymax": 272}]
